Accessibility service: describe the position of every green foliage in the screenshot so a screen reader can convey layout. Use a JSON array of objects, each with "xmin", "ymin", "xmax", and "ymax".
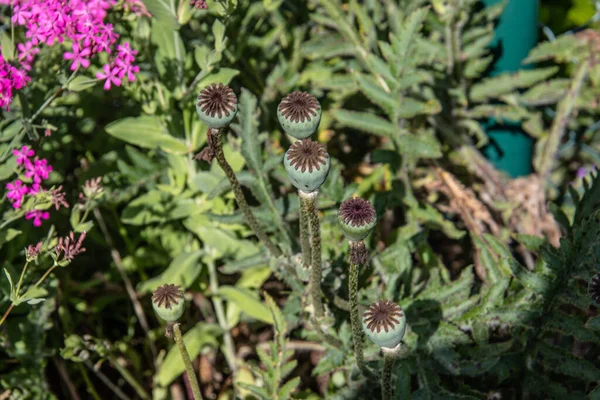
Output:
[
  {"xmin": 239, "ymin": 293, "xmax": 300, "ymax": 399},
  {"xmin": 1, "ymin": 0, "xmax": 600, "ymax": 398}
]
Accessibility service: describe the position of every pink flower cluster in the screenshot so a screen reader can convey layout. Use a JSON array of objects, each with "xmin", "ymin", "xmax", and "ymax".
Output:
[
  {"xmin": 5, "ymin": 146, "xmax": 54, "ymax": 226},
  {"xmin": 96, "ymin": 42, "xmax": 139, "ymax": 90},
  {"xmin": 0, "ymin": 49, "xmax": 31, "ymax": 109},
  {"xmin": 0, "ymin": 0, "xmax": 141, "ymax": 109}
]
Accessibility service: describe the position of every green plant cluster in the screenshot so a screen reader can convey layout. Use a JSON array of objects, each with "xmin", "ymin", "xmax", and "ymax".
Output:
[{"xmin": 1, "ymin": 0, "xmax": 600, "ymax": 399}]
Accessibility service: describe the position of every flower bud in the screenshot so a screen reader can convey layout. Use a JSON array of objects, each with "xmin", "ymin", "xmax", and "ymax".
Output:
[
  {"xmin": 277, "ymin": 91, "xmax": 321, "ymax": 139},
  {"xmin": 283, "ymin": 139, "xmax": 330, "ymax": 193},
  {"xmin": 196, "ymin": 83, "xmax": 238, "ymax": 128},
  {"xmin": 338, "ymin": 197, "xmax": 376, "ymax": 242},
  {"xmin": 152, "ymin": 284, "xmax": 185, "ymax": 322},
  {"xmin": 362, "ymin": 300, "xmax": 406, "ymax": 350}
]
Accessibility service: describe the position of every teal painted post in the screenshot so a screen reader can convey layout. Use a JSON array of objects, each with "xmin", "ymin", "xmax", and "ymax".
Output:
[{"xmin": 481, "ymin": 0, "xmax": 539, "ymax": 177}]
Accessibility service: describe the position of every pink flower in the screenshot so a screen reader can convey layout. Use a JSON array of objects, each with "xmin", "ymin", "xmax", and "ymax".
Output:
[
  {"xmin": 13, "ymin": 145, "xmax": 35, "ymax": 166},
  {"xmin": 17, "ymin": 42, "xmax": 40, "ymax": 70},
  {"xmin": 26, "ymin": 210, "xmax": 50, "ymax": 227},
  {"xmin": 24, "ymin": 158, "xmax": 53, "ymax": 183},
  {"xmin": 116, "ymin": 42, "xmax": 137, "ymax": 63},
  {"xmin": 6, "ymin": 180, "xmax": 29, "ymax": 209},
  {"xmin": 96, "ymin": 64, "xmax": 121, "ymax": 90},
  {"xmin": 64, "ymin": 42, "xmax": 91, "ymax": 70},
  {"xmin": 116, "ymin": 61, "xmax": 139, "ymax": 83}
]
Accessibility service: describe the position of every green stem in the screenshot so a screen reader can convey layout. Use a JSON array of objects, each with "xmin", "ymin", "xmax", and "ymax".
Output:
[
  {"xmin": 349, "ymin": 261, "xmax": 370, "ymax": 378},
  {"xmin": 537, "ymin": 59, "xmax": 589, "ymax": 179},
  {"xmin": 0, "ymin": 304, "xmax": 14, "ymax": 327},
  {"xmin": 299, "ymin": 194, "xmax": 312, "ymax": 268},
  {"xmin": 15, "ymin": 261, "xmax": 30, "ymax": 299},
  {"xmin": 172, "ymin": 323, "xmax": 203, "ymax": 400},
  {"xmin": 27, "ymin": 264, "xmax": 57, "ymax": 295},
  {"xmin": 211, "ymin": 128, "xmax": 282, "ymax": 258},
  {"xmin": 300, "ymin": 190, "xmax": 324, "ymax": 319},
  {"xmin": 207, "ymin": 259, "xmax": 238, "ymax": 381},
  {"xmin": 77, "ymin": 364, "xmax": 102, "ymax": 400},
  {"xmin": 108, "ymin": 356, "xmax": 150, "ymax": 400},
  {"xmin": 382, "ymin": 350, "xmax": 396, "ymax": 400},
  {"xmin": 84, "ymin": 360, "xmax": 131, "ymax": 400}
]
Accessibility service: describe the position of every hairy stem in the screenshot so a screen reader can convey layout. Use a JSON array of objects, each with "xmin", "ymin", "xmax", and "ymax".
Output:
[
  {"xmin": 382, "ymin": 350, "xmax": 396, "ymax": 400},
  {"xmin": 172, "ymin": 324, "xmax": 203, "ymax": 400},
  {"xmin": 211, "ymin": 128, "xmax": 282, "ymax": 258},
  {"xmin": 300, "ymin": 190, "xmax": 324, "ymax": 319},
  {"xmin": 349, "ymin": 261, "xmax": 370, "ymax": 377},
  {"xmin": 207, "ymin": 259, "xmax": 238, "ymax": 384},
  {"xmin": 537, "ymin": 60, "xmax": 589, "ymax": 179},
  {"xmin": 299, "ymin": 193, "xmax": 312, "ymax": 268}
]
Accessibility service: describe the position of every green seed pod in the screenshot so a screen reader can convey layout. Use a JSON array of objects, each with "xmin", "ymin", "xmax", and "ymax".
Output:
[
  {"xmin": 362, "ymin": 300, "xmax": 406, "ymax": 350},
  {"xmin": 284, "ymin": 139, "xmax": 330, "ymax": 193},
  {"xmin": 152, "ymin": 284, "xmax": 185, "ymax": 322},
  {"xmin": 277, "ymin": 91, "xmax": 321, "ymax": 139},
  {"xmin": 196, "ymin": 83, "xmax": 238, "ymax": 128},
  {"xmin": 338, "ymin": 197, "xmax": 376, "ymax": 242}
]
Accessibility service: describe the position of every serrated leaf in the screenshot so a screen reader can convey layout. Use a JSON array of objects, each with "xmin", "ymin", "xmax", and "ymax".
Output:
[
  {"xmin": 543, "ymin": 311, "xmax": 600, "ymax": 343},
  {"xmin": 333, "ymin": 109, "xmax": 396, "ymax": 138},
  {"xmin": 470, "ymin": 67, "xmax": 559, "ymax": 102},
  {"xmin": 277, "ymin": 377, "xmax": 300, "ymax": 399},
  {"xmin": 535, "ymin": 341, "xmax": 600, "ymax": 382},
  {"xmin": 396, "ymin": 133, "xmax": 442, "ymax": 159},
  {"xmin": 237, "ymin": 383, "xmax": 269, "ymax": 399},
  {"xmin": 523, "ymin": 35, "xmax": 582, "ymax": 64},
  {"xmin": 233, "ymin": 89, "xmax": 262, "ymax": 172},
  {"xmin": 390, "ymin": 7, "xmax": 428, "ymax": 74},
  {"xmin": 264, "ymin": 292, "xmax": 286, "ymax": 338},
  {"xmin": 356, "ymin": 73, "xmax": 399, "ymax": 116}
]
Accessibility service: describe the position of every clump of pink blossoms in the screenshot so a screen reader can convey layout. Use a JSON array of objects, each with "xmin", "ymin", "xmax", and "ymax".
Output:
[
  {"xmin": 0, "ymin": 0, "xmax": 142, "ymax": 109},
  {"xmin": 4, "ymin": 146, "xmax": 66, "ymax": 227},
  {"xmin": 0, "ymin": 50, "xmax": 31, "ymax": 109}
]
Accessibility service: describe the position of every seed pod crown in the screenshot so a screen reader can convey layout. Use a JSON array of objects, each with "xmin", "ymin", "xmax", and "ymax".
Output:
[
  {"xmin": 196, "ymin": 83, "xmax": 238, "ymax": 128},
  {"xmin": 338, "ymin": 197, "xmax": 376, "ymax": 242},
  {"xmin": 277, "ymin": 91, "xmax": 321, "ymax": 139},
  {"xmin": 152, "ymin": 284, "xmax": 185, "ymax": 322},
  {"xmin": 362, "ymin": 300, "xmax": 406, "ymax": 349},
  {"xmin": 283, "ymin": 139, "xmax": 330, "ymax": 193}
]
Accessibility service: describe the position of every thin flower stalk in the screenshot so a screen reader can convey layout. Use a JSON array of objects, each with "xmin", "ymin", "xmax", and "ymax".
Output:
[
  {"xmin": 300, "ymin": 190, "xmax": 324, "ymax": 319},
  {"xmin": 172, "ymin": 323, "xmax": 203, "ymax": 400},
  {"xmin": 210, "ymin": 128, "xmax": 282, "ymax": 258}
]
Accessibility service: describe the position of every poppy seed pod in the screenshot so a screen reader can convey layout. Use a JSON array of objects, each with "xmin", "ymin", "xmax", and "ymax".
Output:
[
  {"xmin": 152, "ymin": 284, "xmax": 185, "ymax": 322},
  {"xmin": 338, "ymin": 197, "xmax": 376, "ymax": 242},
  {"xmin": 362, "ymin": 300, "xmax": 406, "ymax": 350},
  {"xmin": 196, "ymin": 83, "xmax": 238, "ymax": 128},
  {"xmin": 284, "ymin": 139, "xmax": 330, "ymax": 193},
  {"xmin": 277, "ymin": 91, "xmax": 321, "ymax": 139}
]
